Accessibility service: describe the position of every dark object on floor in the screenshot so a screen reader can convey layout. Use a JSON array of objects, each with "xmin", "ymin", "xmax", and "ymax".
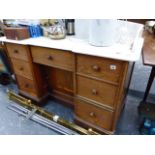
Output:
[
  {"xmin": 0, "ymin": 72, "xmax": 10, "ymax": 85},
  {"xmin": 138, "ymin": 102, "xmax": 155, "ymax": 134},
  {"xmin": 139, "ymin": 118, "xmax": 155, "ymax": 135}
]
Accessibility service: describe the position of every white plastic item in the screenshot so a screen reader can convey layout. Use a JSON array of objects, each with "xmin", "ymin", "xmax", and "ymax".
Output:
[
  {"xmin": 74, "ymin": 19, "xmax": 90, "ymax": 41},
  {"xmin": 89, "ymin": 19, "xmax": 118, "ymax": 47}
]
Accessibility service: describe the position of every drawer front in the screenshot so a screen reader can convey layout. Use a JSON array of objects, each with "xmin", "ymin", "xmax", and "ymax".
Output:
[
  {"xmin": 31, "ymin": 46, "xmax": 74, "ymax": 71},
  {"xmin": 16, "ymin": 75, "xmax": 37, "ymax": 95},
  {"xmin": 77, "ymin": 76, "xmax": 117, "ymax": 108},
  {"xmin": 11, "ymin": 59, "xmax": 33, "ymax": 80},
  {"xmin": 77, "ymin": 54, "xmax": 123, "ymax": 83},
  {"xmin": 75, "ymin": 99, "xmax": 113, "ymax": 131},
  {"xmin": 6, "ymin": 43, "xmax": 29, "ymax": 61}
]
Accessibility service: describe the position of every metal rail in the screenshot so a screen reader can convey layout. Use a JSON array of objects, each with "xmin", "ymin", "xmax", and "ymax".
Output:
[
  {"xmin": 7, "ymin": 89, "xmax": 100, "ymax": 135},
  {"xmin": 8, "ymin": 103, "xmax": 78, "ymax": 135}
]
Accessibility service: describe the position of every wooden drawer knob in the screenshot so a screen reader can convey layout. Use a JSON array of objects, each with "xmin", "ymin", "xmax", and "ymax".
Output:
[
  {"xmin": 47, "ymin": 55, "xmax": 53, "ymax": 60},
  {"xmin": 13, "ymin": 49, "xmax": 19, "ymax": 53},
  {"xmin": 89, "ymin": 112, "xmax": 95, "ymax": 117},
  {"xmin": 92, "ymin": 65, "xmax": 100, "ymax": 71},
  {"xmin": 92, "ymin": 89, "xmax": 98, "ymax": 95},
  {"xmin": 19, "ymin": 67, "xmax": 24, "ymax": 71},
  {"xmin": 25, "ymin": 83, "xmax": 29, "ymax": 88}
]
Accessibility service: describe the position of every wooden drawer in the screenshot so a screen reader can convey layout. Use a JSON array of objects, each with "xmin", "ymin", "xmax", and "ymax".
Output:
[
  {"xmin": 77, "ymin": 54, "xmax": 124, "ymax": 83},
  {"xmin": 75, "ymin": 99, "xmax": 113, "ymax": 131},
  {"xmin": 16, "ymin": 75, "xmax": 37, "ymax": 97},
  {"xmin": 77, "ymin": 76, "xmax": 117, "ymax": 108},
  {"xmin": 11, "ymin": 58, "xmax": 33, "ymax": 80},
  {"xmin": 31, "ymin": 46, "xmax": 74, "ymax": 71},
  {"xmin": 5, "ymin": 43, "xmax": 29, "ymax": 61}
]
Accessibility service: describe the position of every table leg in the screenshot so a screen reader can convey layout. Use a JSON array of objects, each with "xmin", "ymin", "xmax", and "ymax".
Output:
[{"xmin": 142, "ymin": 67, "xmax": 155, "ymax": 102}]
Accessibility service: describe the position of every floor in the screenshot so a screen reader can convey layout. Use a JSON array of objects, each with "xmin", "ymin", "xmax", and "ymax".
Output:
[{"xmin": 0, "ymin": 57, "xmax": 155, "ymax": 135}]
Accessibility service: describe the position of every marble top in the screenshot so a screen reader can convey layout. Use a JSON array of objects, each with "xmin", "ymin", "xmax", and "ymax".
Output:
[{"xmin": 0, "ymin": 36, "xmax": 144, "ymax": 62}]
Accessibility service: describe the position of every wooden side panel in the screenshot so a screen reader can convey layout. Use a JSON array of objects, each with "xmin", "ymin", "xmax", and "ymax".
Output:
[
  {"xmin": 111, "ymin": 61, "xmax": 134, "ymax": 130},
  {"xmin": 47, "ymin": 67, "xmax": 74, "ymax": 96},
  {"xmin": 31, "ymin": 63, "xmax": 48, "ymax": 98}
]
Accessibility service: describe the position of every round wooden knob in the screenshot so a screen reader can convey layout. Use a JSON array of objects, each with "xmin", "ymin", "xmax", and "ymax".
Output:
[
  {"xmin": 48, "ymin": 55, "xmax": 53, "ymax": 60},
  {"xmin": 14, "ymin": 49, "xmax": 18, "ymax": 53},
  {"xmin": 92, "ymin": 89, "xmax": 97, "ymax": 95},
  {"xmin": 19, "ymin": 67, "xmax": 24, "ymax": 71},
  {"xmin": 92, "ymin": 65, "xmax": 100, "ymax": 71},
  {"xmin": 25, "ymin": 83, "xmax": 29, "ymax": 88},
  {"xmin": 89, "ymin": 112, "xmax": 95, "ymax": 117}
]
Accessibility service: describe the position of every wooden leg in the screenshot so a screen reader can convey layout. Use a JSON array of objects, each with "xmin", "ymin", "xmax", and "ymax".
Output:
[{"xmin": 142, "ymin": 67, "xmax": 155, "ymax": 102}]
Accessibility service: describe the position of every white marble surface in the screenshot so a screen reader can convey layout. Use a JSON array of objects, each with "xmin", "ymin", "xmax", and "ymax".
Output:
[{"xmin": 0, "ymin": 35, "xmax": 144, "ymax": 62}]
